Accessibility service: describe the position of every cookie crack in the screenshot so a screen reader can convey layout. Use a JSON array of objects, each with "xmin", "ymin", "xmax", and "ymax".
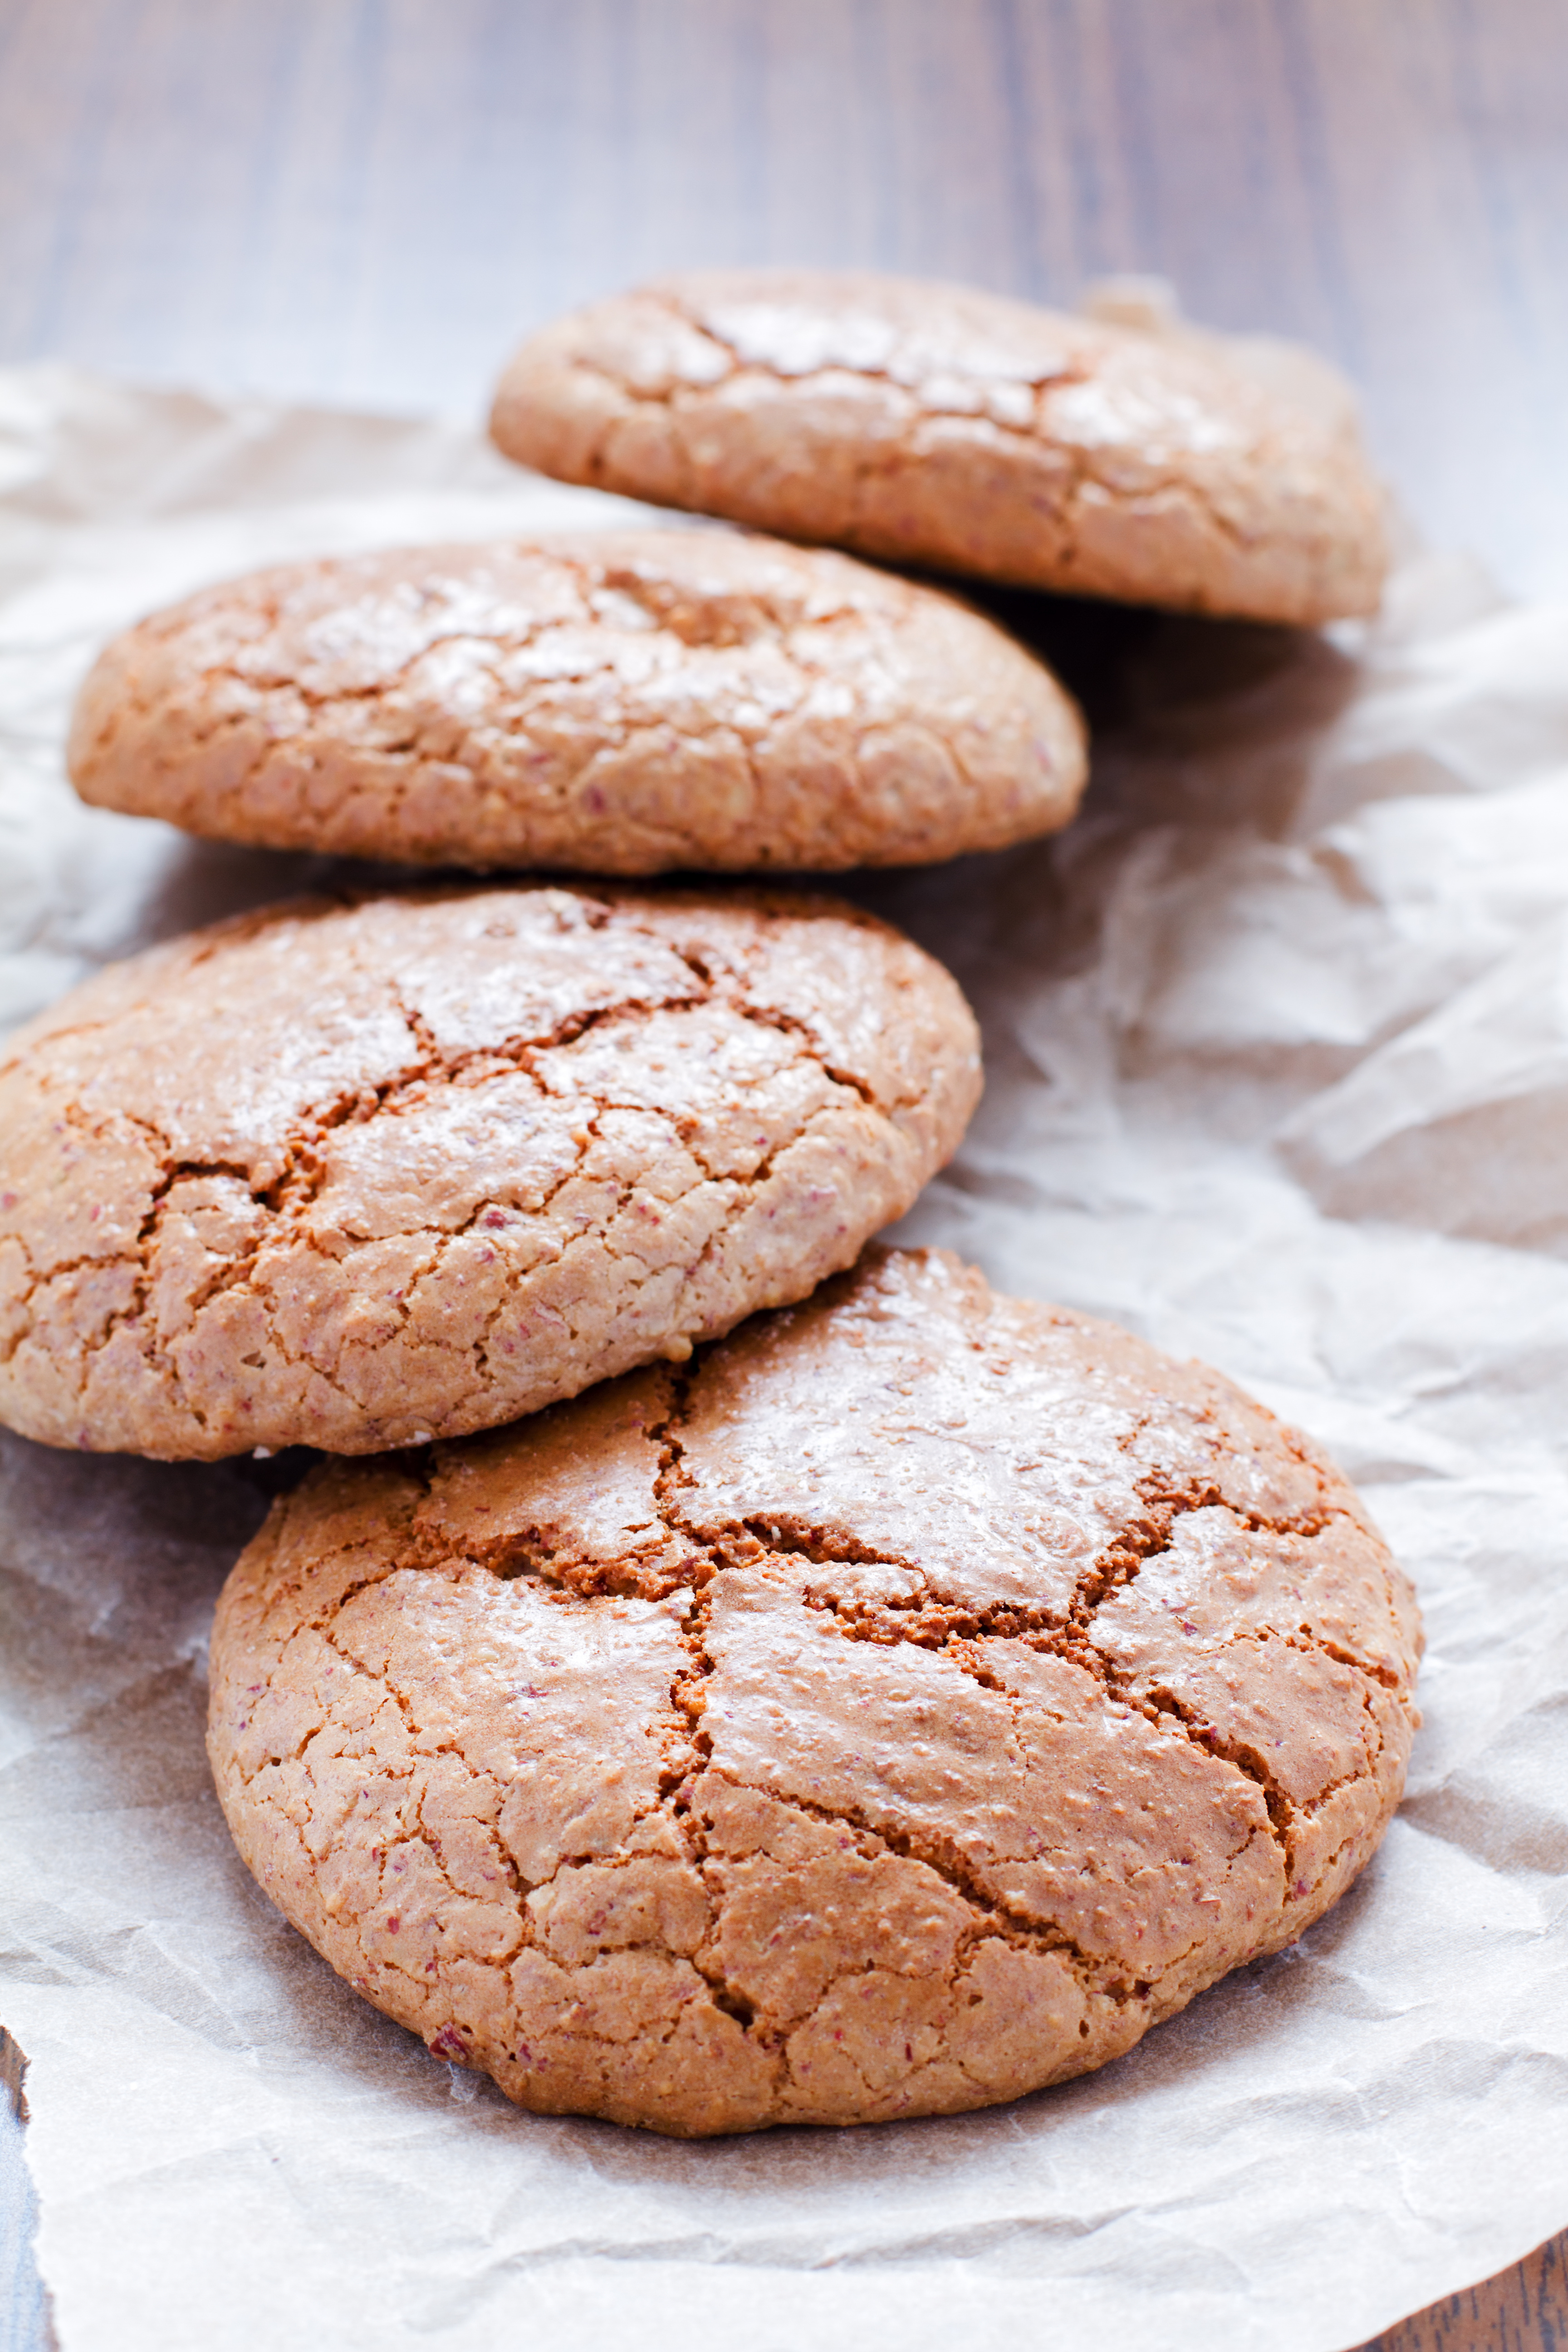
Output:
[
  {"xmin": 602, "ymin": 907, "xmax": 892, "ymax": 1111},
  {"xmin": 50, "ymin": 1129, "xmax": 276, "ymax": 1388},
  {"xmin": 22, "ymin": 946, "xmax": 893, "ymax": 1426},
  {"xmin": 1100, "ymin": 1655, "xmax": 1298, "ymax": 1870},
  {"xmin": 654, "ymin": 290, "xmax": 1089, "ymax": 409},
  {"xmin": 313, "ymin": 1623, "xmax": 534, "ymax": 1938},
  {"xmin": 156, "ymin": 563, "xmax": 934, "ymax": 860},
  {"xmin": 549, "ymin": 291, "xmax": 1349, "ymax": 598},
  {"xmin": 736, "ymin": 1002, "xmax": 880, "ymax": 1110},
  {"xmin": 674, "ymin": 1475, "xmax": 1325, "ymax": 1889},
  {"xmin": 729, "ymin": 1781, "xmax": 1138, "ymax": 2005},
  {"xmin": 1301, "ymin": 1627, "xmax": 1407, "ymax": 1692}
]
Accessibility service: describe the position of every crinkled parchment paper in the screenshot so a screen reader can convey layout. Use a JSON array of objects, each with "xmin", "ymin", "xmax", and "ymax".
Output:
[{"xmin": 3, "ymin": 364, "xmax": 1568, "ymax": 2352}]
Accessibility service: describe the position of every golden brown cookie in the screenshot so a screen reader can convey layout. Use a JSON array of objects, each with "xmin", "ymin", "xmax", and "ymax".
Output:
[
  {"xmin": 490, "ymin": 270, "xmax": 1388, "ymax": 625},
  {"xmin": 0, "ymin": 888, "xmax": 978, "ymax": 1459},
  {"xmin": 208, "ymin": 1248, "xmax": 1421, "ymax": 2136},
  {"xmin": 68, "ymin": 531, "xmax": 1087, "ymax": 872}
]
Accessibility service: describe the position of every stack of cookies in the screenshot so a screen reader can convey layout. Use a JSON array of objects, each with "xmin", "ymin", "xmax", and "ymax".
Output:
[{"xmin": 0, "ymin": 271, "xmax": 1419, "ymax": 2137}]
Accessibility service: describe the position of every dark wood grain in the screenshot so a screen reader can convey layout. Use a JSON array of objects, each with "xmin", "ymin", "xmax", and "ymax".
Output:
[
  {"xmin": 1352, "ymin": 2232, "xmax": 1568, "ymax": 2352},
  {"xmin": 0, "ymin": 5, "xmax": 1566, "ymax": 2346}
]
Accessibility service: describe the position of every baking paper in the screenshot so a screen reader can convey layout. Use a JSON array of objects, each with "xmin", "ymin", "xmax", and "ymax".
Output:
[{"xmin": 2, "ymin": 363, "xmax": 1568, "ymax": 2352}]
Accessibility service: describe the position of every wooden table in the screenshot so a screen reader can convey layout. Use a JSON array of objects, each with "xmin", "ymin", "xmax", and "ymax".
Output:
[{"xmin": 1, "ymin": 5, "xmax": 1566, "ymax": 2345}]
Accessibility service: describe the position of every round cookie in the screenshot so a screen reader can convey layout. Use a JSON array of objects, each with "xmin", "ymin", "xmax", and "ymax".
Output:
[
  {"xmin": 490, "ymin": 270, "xmax": 1388, "ymax": 626},
  {"xmin": 0, "ymin": 887, "xmax": 978, "ymax": 1459},
  {"xmin": 208, "ymin": 1247, "xmax": 1421, "ymax": 2137},
  {"xmin": 68, "ymin": 530, "xmax": 1088, "ymax": 872}
]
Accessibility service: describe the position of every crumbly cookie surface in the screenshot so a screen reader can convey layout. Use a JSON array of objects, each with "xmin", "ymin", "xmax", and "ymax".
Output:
[
  {"xmin": 0, "ymin": 888, "xmax": 978, "ymax": 1459},
  {"xmin": 490, "ymin": 270, "xmax": 1388, "ymax": 625},
  {"xmin": 208, "ymin": 1249, "xmax": 1421, "ymax": 2136},
  {"xmin": 69, "ymin": 531, "xmax": 1087, "ymax": 872}
]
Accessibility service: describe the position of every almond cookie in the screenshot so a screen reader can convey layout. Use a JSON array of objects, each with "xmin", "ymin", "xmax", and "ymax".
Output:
[
  {"xmin": 68, "ymin": 530, "xmax": 1088, "ymax": 872},
  {"xmin": 490, "ymin": 270, "xmax": 1388, "ymax": 625},
  {"xmin": 208, "ymin": 1247, "xmax": 1421, "ymax": 2137},
  {"xmin": 0, "ymin": 887, "xmax": 978, "ymax": 1460}
]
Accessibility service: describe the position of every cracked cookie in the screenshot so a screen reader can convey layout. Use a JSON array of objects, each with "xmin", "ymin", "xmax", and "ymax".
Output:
[
  {"xmin": 207, "ymin": 1246, "xmax": 1421, "ymax": 2136},
  {"xmin": 68, "ymin": 530, "xmax": 1088, "ymax": 872},
  {"xmin": 490, "ymin": 268, "xmax": 1388, "ymax": 627},
  {"xmin": 0, "ymin": 887, "xmax": 978, "ymax": 1459}
]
